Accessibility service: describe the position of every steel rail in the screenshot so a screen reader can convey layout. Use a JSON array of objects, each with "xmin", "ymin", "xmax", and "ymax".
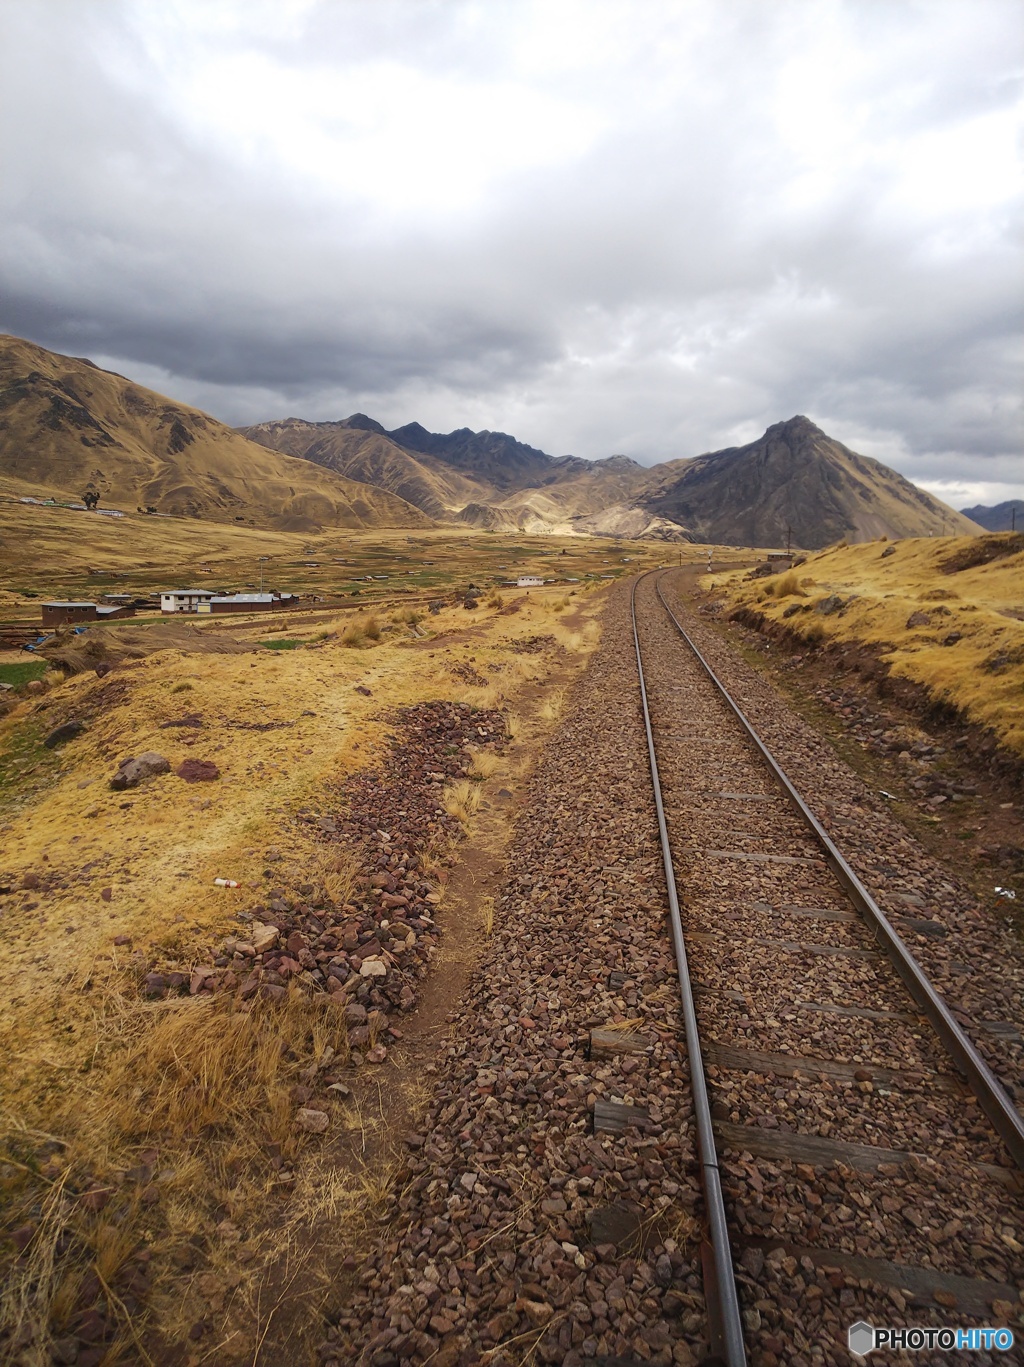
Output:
[
  {"xmin": 653, "ymin": 572, "xmax": 1024, "ymax": 1172},
  {"xmin": 630, "ymin": 575, "xmax": 749, "ymax": 1367}
]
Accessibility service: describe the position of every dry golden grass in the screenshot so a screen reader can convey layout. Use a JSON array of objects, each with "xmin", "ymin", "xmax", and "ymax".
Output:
[
  {"xmin": 552, "ymin": 619, "xmax": 601, "ymax": 653},
  {"xmin": 538, "ymin": 687, "xmax": 566, "ymax": 722},
  {"xmin": 442, "ymin": 778, "xmax": 482, "ymax": 825},
  {"xmin": 467, "ymin": 748, "xmax": 500, "ymax": 780},
  {"xmin": 713, "ymin": 533, "xmax": 1024, "ymax": 756},
  {"xmin": 0, "ymin": 567, "xmax": 613, "ymax": 1358},
  {"xmin": 340, "ymin": 612, "xmax": 382, "ymax": 647},
  {"xmin": 768, "ymin": 570, "xmax": 802, "ymax": 598},
  {"xmin": 104, "ymin": 991, "xmax": 348, "ymax": 1147},
  {"xmin": 307, "ymin": 847, "xmax": 361, "ymax": 906},
  {"xmin": 0, "ymin": 984, "xmax": 360, "ymax": 1364}
]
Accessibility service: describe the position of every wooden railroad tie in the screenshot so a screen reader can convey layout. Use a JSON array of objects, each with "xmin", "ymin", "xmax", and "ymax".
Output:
[
  {"xmin": 593, "ymin": 1099, "xmax": 651, "ymax": 1134},
  {"xmin": 704, "ymin": 1041, "xmax": 964, "ymax": 1095},
  {"xmin": 688, "ymin": 930, "xmax": 879, "ymax": 960},
  {"xmin": 715, "ymin": 1121, "xmax": 1018, "ymax": 1188},
  {"xmin": 589, "ymin": 1027, "xmax": 652, "ymax": 1059},
  {"xmin": 740, "ymin": 1238, "xmax": 1022, "ymax": 1317}
]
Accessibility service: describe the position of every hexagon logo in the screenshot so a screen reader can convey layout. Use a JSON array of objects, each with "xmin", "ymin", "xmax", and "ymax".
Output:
[{"xmin": 848, "ymin": 1321, "xmax": 875, "ymax": 1356}]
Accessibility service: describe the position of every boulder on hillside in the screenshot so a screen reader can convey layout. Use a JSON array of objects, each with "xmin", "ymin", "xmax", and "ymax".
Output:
[
  {"xmin": 110, "ymin": 752, "xmax": 170, "ymax": 790},
  {"xmin": 44, "ymin": 720, "xmax": 85, "ymax": 749}
]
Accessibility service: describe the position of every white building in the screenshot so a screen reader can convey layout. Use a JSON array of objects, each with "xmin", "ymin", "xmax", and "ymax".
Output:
[
  {"xmin": 516, "ymin": 577, "xmax": 544, "ymax": 588},
  {"xmin": 160, "ymin": 589, "xmax": 217, "ymax": 613}
]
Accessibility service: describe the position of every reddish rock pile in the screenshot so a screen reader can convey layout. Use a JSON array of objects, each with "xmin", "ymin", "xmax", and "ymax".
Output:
[{"xmin": 142, "ymin": 701, "xmax": 505, "ymax": 1063}]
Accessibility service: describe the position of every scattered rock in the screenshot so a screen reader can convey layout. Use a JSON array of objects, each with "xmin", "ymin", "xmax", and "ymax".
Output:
[
  {"xmin": 44, "ymin": 720, "xmax": 85, "ymax": 749},
  {"xmin": 51, "ymin": 1336, "xmax": 80, "ymax": 1365},
  {"xmin": 250, "ymin": 923, "xmax": 279, "ymax": 953},
  {"xmin": 516, "ymin": 1298, "xmax": 553, "ymax": 1327},
  {"xmin": 110, "ymin": 752, "xmax": 170, "ymax": 790},
  {"xmin": 176, "ymin": 759, "xmax": 220, "ymax": 783},
  {"xmin": 295, "ymin": 1107, "xmax": 329, "ymax": 1134},
  {"xmin": 906, "ymin": 610, "xmax": 932, "ymax": 628},
  {"xmin": 815, "ymin": 594, "xmax": 844, "ymax": 616}
]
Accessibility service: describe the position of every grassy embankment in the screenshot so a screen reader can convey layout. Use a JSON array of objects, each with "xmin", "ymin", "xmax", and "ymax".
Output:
[
  {"xmin": 712, "ymin": 532, "xmax": 1024, "ymax": 758},
  {"xmin": 0, "ymin": 574, "xmax": 614, "ymax": 1364}
]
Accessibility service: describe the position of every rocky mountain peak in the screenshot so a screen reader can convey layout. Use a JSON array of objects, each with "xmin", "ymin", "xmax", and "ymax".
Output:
[
  {"xmin": 762, "ymin": 414, "xmax": 826, "ymax": 441},
  {"xmin": 340, "ymin": 413, "xmax": 387, "ymax": 434}
]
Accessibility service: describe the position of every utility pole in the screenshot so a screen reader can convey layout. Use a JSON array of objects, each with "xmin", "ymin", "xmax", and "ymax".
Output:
[
  {"xmin": 1013, "ymin": 507, "xmax": 1017, "ymax": 533},
  {"xmin": 786, "ymin": 524, "xmax": 792, "ymax": 556},
  {"xmin": 259, "ymin": 557, "xmax": 269, "ymax": 593}
]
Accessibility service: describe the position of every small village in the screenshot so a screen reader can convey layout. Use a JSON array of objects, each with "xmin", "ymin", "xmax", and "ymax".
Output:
[{"xmin": 38, "ymin": 576, "xmax": 560, "ymax": 628}]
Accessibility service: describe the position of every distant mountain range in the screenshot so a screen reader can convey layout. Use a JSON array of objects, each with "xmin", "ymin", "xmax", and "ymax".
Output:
[
  {"xmin": 960, "ymin": 500, "xmax": 1023, "ymax": 532},
  {"xmin": 0, "ymin": 333, "xmax": 982, "ymax": 547},
  {"xmin": 241, "ymin": 412, "xmax": 980, "ymax": 547}
]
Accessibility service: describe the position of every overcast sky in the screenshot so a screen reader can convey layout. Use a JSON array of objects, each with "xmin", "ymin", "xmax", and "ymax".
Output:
[{"xmin": 1, "ymin": 0, "xmax": 1021, "ymax": 507}]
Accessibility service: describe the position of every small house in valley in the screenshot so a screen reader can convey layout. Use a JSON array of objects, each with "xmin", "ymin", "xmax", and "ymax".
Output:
[
  {"xmin": 41, "ymin": 601, "xmax": 136, "ymax": 627},
  {"xmin": 42, "ymin": 602, "xmax": 99, "ymax": 627},
  {"xmin": 160, "ymin": 589, "xmax": 218, "ymax": 613}
]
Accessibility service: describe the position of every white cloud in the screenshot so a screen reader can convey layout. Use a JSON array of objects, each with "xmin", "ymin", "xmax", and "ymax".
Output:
[{"xmin": 0, "ymin": 0, "xmax": 1021, "ymax": 503}]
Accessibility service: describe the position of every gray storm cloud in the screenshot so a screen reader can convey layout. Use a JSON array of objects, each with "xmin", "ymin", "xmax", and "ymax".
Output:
[{"xmin": 0, "ymin": 0, "xmax": 1021, "ymax": 503}]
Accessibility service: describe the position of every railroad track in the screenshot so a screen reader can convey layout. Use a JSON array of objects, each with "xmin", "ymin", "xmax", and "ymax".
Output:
[{"xmin": 631, "ymin": 569, "xmax": 1024, "ymax": 1365}]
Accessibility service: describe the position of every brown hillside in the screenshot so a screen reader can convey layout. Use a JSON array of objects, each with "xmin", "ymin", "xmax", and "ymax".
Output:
[
  {"xmin": 637, "ymin": 417, "xmax": 981, "ymax": 548},
  {"xmin": 0, "ymin": 337, "xmax": 431, "ymax": 532},
  {"xmin": 239, "ymin": 417, "xmax": 484, "ymax": 520},
  {"xmin": 455, "ymin": 460, "xmax": 653, "ymax": 534}
]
